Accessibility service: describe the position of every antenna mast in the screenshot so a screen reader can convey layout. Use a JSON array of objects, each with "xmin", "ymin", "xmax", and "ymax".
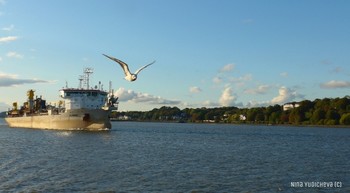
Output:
[
  {"xmin": 83, "ymin": 67, "xmax": 93, "ymax": 89},
  {"xmin": 109, "ymin": 81, "xmax": 112, "ymax": 94},
  {"xmin": 78, "ymin": 75, "xmax": 84, "ymax": 89}
]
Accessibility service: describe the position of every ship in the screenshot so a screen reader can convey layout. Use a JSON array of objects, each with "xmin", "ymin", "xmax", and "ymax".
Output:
[{"xmin": 5, "ymin": 68, "xmax": 118, "ymax": 131}]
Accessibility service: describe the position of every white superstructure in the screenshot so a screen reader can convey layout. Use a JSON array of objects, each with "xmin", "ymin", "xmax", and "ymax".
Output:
[
  {"xmin": 59, "ymin": 67, "xmax": 118, "ymax": 111},
  {"xmin": 59, "ymin": 89, "xmax": 108, "ymax": 110}
]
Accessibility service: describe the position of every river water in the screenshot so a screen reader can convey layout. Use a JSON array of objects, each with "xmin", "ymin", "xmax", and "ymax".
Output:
[{"xmin": 0, "ymin": 119, "xmax": 349, "ymax": 192}]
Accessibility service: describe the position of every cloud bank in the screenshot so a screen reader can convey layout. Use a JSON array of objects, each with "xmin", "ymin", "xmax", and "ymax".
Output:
[
  {"xmin": 189, "ymin": 86, "xmax": 202, "ymax": 93},
  {"xmin": 244, "ymin": 84, "xmax": 271, "ymax": 95},
  {"xmin": 0, "ymin": 72, "xmax": 50, "ymax": 87},
  {"xmin": 2, "ymin": 24, "xmax": 14, "ymax": 31},
  {"xmin": 115, "ymin": 87, "xmax": 181, "ymax": 105},
  {"xmin": 7, "ymin": 51, "xmax": 23, "ymax": 58},
  {"xmin": 219, "ymin": 87, "xmax": 236, "ymax": 106},
  {"xmin": 0, "ymin": 36, "xmax": 18, "ymax": 43},
  {"xmin": 320, "ymin": 80, "xmax": 350, "ymax": 89},
  {"xmin": 271, "ymin": 86, "xmax": 303, "ymax": 104},
  {"xmin": 220, "ymin": 63, "xmax": 235, "ymax": 72}
]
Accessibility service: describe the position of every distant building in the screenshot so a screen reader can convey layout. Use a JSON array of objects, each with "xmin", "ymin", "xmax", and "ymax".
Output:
[
  {"xmin": 239, "ymin": 114, "xmax": 246, "ymax": 121},
  {"xmin": 118, "ymin": 115, "xmax": 131, "ymax": 120},
  {"xmin": 283, "ymin": 102, "xmax": 300, "ymax": 111}
]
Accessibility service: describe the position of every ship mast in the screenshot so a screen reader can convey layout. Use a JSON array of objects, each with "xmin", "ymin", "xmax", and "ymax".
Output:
[
  {"xmin": 109, "ymin": 81, "xmax": 112, "ymax": 94},
  {"xmin": 78, "ymin": 75, "xmax": 84, "ymax": 89},
  {"xmin": 83, "ymin": 67, "xmax": 93, "ymax": 89}
]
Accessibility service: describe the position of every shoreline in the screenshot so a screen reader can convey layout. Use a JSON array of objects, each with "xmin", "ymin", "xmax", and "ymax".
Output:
[
  {"xmin": 3, "ymin": 117, "xmax": 350, "ymax": 129},
  {"xmin": 110, "ymin": 119, "xmax": 350, "ymax": 129}
]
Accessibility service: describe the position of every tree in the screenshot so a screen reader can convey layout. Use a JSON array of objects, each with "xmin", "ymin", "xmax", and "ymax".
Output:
[
  {"xmin": 246, "ymin": 109, "xmax": 257, "ymax": 122},
  {"xmin": 269, "ymin": 112, "xmax": 281, "ymax": 124},
  {"xmin": 334, "ymin": 97, "xmax": 350, "ymax": 112},
  {"xmin": 111, "ymin": 95, "xmax": 350, "ymax": 125},
  {"xmin": 315, "ymin": 98, "xmax": 331, "ymax": 111},
  {"xmin": 311, "ymin": 109, "xmax": 326, "ymax": 124},
  {"xmin": 299, "ymin": 100, "xmax": 314, "ymax": 113},
  {"xmin": 340, "ymin": 113, "xmax": 350, "ymax": 125},
  {"xmin": 325, "ymin": 109, "xmax": 340, "ymax": 125},
  {"xmin": 228, "ymin": 114, "xmax": 240, "ymax": 123},
  {"xmin": 289, "ymin": 108, "xmax": 304, "ymax": 124},
  {"xmin": 255, "ymin": 111, "xmax": 265, "ymax": 123},
  {"xmin": 204, "ymin": 111, "xmax": 216, "ymax": 121},
  {"xmin": 280, "ymin": 111, "xmax": 290, "ymax": 123},
  {"xmin": 189, "ymin": 108, "xmax": 206, "ymax": 122}
]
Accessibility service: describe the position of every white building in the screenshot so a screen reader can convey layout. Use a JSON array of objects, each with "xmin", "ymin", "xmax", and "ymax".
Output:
[{"xmin": 283, "ymin": 102, "xmax": 300, "ymax": 111}]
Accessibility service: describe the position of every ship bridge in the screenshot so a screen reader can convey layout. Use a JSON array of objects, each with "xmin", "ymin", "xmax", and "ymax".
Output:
[
  {"xmin": 60, "ymin": 89, "xmax": 108, "ymax": 110},
  {"xmin": 59, "ymin": 67, "xmax": 117, "ymax": 111}
]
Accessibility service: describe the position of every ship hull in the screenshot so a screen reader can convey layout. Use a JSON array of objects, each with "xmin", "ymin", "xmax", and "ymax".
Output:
[{"xmin": 5, "ymin": 109, "xmax": 111, "ymax": 131}]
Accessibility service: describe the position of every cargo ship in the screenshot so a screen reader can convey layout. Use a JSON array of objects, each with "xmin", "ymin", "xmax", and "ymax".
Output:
[{"xmin": 5, "ymin": 68, "xmax": 118, "ymax": 130}]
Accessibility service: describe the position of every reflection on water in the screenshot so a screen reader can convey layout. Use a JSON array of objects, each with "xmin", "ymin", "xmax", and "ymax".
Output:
[
  {"xmin": 55, "ymin": 131, "xmax": 73, "ymax": 137},
  {"xmin": 0, "ymin": 120, "xmax": 349, "ymax": 192}
]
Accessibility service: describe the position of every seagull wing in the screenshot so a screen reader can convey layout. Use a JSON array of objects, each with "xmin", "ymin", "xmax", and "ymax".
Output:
[
  {"xmin": 135, "ymin": 60, "xmax": 155, "ymax": 75},
  {"xmin": 103, "ymin": 54, "xmax": 132, "ymax": 76}
]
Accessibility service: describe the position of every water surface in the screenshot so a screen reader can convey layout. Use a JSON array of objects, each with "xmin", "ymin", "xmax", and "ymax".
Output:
[{"xmin": 0, "ymin": 119, "xmax": 349, "ymax": 192}]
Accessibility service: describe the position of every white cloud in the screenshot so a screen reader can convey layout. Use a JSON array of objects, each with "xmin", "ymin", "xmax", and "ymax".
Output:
[
  {"xmin": 114, "ymin": 87, "xmax": 137, "ymax": 101},
  {"xmin": 229, "ymin": 73, "xmax": 253, "ymax": 82},
  {"xmin": 244, "ymin": 84, "xmax": 271, "ymax": 95},
  {"xmin": 320, "ymin": 80, "xmax": 350, "ymax": 89},
  {"xmin": 0, "ymin": 72, "xmax": 50, "ymax": 87},
  {"xmin": 212, "ymin": 76, "xmax": 222, "ymax": 84},
  {"xmin": 228, "ymin": 73, "xmax": 253, "ymax": 87},
  {"xmin": 2, "ymin": 24, "xmax": 14, "ymax": 31},
  {"xmin": 202, "ymin": 100, "xmax": 219, "ymax": 107},
  {"xmin": 219, "ymin": 87, "xmax": 236, "ymax": 106},
  {"xmin": 189, "ymin": 86, "xmax": 202, "ymax": 93},
  {"xmin": 214, "ymin": 64, "xmax": 252, "ymax": 88},
  {"xmin": 7, "ymin": 51, "xmax": 23, "ymax": 58},
  {"xmin": 0, "ymin": 57, "xmax": 2, "ymax": 62},
  {"xmin": 271, "ymin": 86, "xmax": 302, "ymax": 104},
  {"xmin": 115, "ymin": 87, "xmax": 181, "ymax": 105},
  {"xmin": 246, "ymin": 100, "xmax": 270, "ymax": 108},
  {"xmin": 220, "ymin": 63, "xmax": 235, "ymax": 73},
  {"xmin": 0, "ymin": 36, "xmax": 18, "ymax": 43}
]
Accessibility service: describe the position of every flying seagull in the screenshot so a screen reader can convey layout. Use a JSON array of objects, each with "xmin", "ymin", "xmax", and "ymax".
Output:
[{"xmin": 103, "ymin": 54, "xmax": 155, "ymax": 82}]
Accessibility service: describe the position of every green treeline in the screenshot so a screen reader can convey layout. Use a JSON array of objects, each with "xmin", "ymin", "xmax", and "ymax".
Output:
[{"xmin": 111, "ymin": 96, "xmax": 350, "ymax": 125}]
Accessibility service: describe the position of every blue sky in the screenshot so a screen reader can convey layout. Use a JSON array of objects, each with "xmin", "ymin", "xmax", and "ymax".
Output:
[{"xmin": 1, "ymin": 0, "xmax": 350, "ymax": 111}]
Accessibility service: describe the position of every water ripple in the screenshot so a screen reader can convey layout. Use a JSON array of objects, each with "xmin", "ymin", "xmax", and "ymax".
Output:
[{"xmin": 0, "ymin": 120, "xmax": 349, "ymax": 192}]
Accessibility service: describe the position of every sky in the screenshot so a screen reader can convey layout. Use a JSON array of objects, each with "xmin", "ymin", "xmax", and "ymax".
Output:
[{"xmin": 1, "ymin": 0, "xmax": 350, "ymax": 112}]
